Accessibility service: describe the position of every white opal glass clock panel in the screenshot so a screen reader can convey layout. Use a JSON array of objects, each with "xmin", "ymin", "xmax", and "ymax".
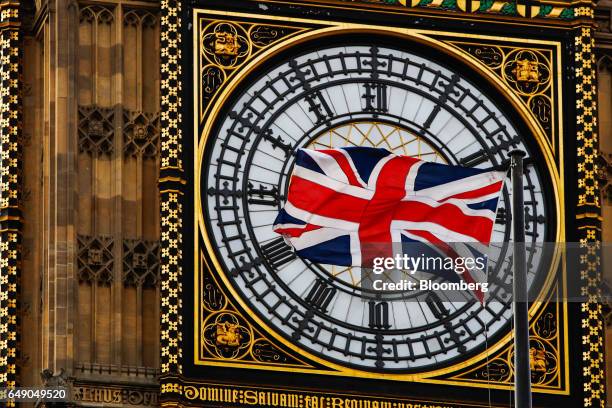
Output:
[{"xmin": 201, "ymin": 44, "xmax": 552, "ymax": 371}]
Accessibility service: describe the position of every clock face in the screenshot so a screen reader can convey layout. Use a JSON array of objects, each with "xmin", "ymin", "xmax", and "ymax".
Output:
[{"xmin": 201, "ymin": 42, "xmax": 554, "ymax": 371}]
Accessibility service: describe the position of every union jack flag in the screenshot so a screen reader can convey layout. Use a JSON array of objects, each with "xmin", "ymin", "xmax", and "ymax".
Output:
[{"xmin": 273, "ymin": 147, "xmax": 506, "ymax": 302}]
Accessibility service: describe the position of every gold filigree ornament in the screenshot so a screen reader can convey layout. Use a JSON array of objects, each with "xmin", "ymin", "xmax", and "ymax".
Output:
[
  {"xmin": 438, "ymin": 280, "xmax": 564, "ymax": 391},
  {"xmin": 442, "ymin": 40, "xmax": 557, "ymax": 143},
  {"xmin": 197, "ymin": 18, "xmax": 306, "ymax": 124},
  {"xmin": 216, "ymin": 321, "xmax": 242, "ymax": 347},
  {"xmin": 513, "ymin": 59, "xmax": 540, "ymax": 83},
  {"xmin": 202, "ymin": 22, "xmax": 250, "ymax": 69},
  {"xmin": 530, "ymin": 347, "xmax": 547, "ymax": 373},
  {"xmin": 248, "ymin": 24, "xmax": 295, "ymax": 47},
  {"xmin": 214, "ymin": 32, "xmax": 240, "ymax": 56},
  {"xmin": 503, "ymin": 49, "xmax": 551, "ymax": 97},
  {"xmin": 509, "ymin": 338, "xmax": 559, "ymax": 386},
  {"xmin": 202, "ymin": 311, "xmax": 252, "ymax": 359},
  {"xmin": 201, "ymin": 265, "xmax": 228, "ymax": 313},
  {"xmin": 202, "ymin": 65, "xmax": 225, "ymax": 95},
  {"xmin": 463, "ymin": 45, "xmax": 504, "ymax": 69}
]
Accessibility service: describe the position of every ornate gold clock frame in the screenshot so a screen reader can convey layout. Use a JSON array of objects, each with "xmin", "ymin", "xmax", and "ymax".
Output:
[{"xmin": 156, "ymin": 0, "xmax": 605, "ymax": 407}]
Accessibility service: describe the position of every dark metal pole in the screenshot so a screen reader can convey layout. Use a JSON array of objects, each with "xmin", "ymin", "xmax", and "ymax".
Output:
[{"xmin": 510, "ymin": 150, "xmax": 532, "ymax": 408}]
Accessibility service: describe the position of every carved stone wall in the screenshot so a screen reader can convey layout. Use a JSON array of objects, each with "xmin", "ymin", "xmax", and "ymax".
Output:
[
  {"xmin": 20, "ymin": 0, "xmax": 161, "ymax": 404},
  {"xmin": 14, "ymin": 0, "xmax": 612, "ymax": 407},
  {"xmin": 600, "ymin": 53, "xmax": 612, "ymax": 408}
]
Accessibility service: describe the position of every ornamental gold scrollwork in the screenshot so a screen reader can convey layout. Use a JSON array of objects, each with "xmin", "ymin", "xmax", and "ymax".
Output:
[
  {"xmin": 445, "ymin": 42, "xmax": 555, "ymax": 143},
  {"xmin": 199, "ymin": 252, "xmax": 309, "ymax": 367},
  {"xmin": 202, "ymin": 66, "xmax": 225, "ymax": 96},
  {"xmin": 200, "ymin": 306, "xmax": 308, "ymax": 366},
  {"xmin": 248, "ymin": 25, "xmax": 296, "ymax": 47},
  {"xmin": 530, "ymin": 347, "xmax": 547, "ymax": 373},
  {"xmin": 534, "ymin": 311, "xmax": 556, "ymax": 339},
  {"xmin": 463, "ymin": 45, "xmax": 504, "ymax": 69},
  {"xmin": 508, "ymin": 338, "xmax": 559, "ymax": 386},
  {"xmin": 201, "ymin": 262, "xmax": 228, "ymax": 312},
  {"xmin": 217, "ymin": 321, "xmax": 243, "ymax": 347},
  {"xmin": 202, "ymin": 311, "xmax": 252, "ymax": 359},
  {"xmin": 442, "ymin": 325, "xmax": 560, "ymax": 388},
  {"xmin": 502, "ymin": 49, "xmax": 551, "ymax": 97},
  {"xmin": 438, "ymin": 284, "xmax": 563, "ymax": 391},
  {"xmin": 513, "ymin": 59, "xmax": 540, "ymax": 83},
  {"xmin": 202, "ymin": 22, "xmax": 250, "ymax": 68},
  {"xmin": 198, "ymin": 18, "xmax": 306, "ymax": 123},
  {"xmin": 528, "ymin": 95, "xmax": 552, "ymax": 130},
  {"xmin": 251, "ymin": 339, "xmax": 297, "ymax": 364}
]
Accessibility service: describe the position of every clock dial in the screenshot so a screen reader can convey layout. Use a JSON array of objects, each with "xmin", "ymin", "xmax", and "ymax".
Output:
[{"xmin": 201, "ymin": 43, "xmax": 553, "ymax": 371}]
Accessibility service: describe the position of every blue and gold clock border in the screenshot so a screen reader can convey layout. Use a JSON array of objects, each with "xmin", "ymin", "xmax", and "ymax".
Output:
[{"xmin": 157, "ymin": 1, "xmax": 605, "ymax": 408}]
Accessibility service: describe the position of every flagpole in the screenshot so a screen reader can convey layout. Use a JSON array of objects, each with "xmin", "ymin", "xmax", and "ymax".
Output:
[{"xmin": 510, "ymin": 150, "xmax": 532, "ymax": 408}]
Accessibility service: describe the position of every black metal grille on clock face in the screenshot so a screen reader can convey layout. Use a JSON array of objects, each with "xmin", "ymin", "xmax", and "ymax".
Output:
[{"xmin": 202, "ymin": 42, "xmax": 553, "ymax": 371}]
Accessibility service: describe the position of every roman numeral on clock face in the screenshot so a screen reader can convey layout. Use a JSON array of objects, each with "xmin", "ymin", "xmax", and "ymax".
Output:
[
  {"xmin": 362, "ymin": 82, "xmax": 388, "ymax": 115},
  {"xmin": 260, "ymin": 237, "xmax": 296, "ymax": 270},
  {"xmin": 495, "ymin": 207, "xmax": 508, "ymax": 225},
  {"xmin": 247, "ymin": 182, "xmax": 279, "ymax": 207},
  {"xmin": 305, "ymin": 91, "xmax": 334, "ymax": 124},
  {"xmin": 305, "ymin": 279, "xmax": 336, "ymax": 313},
  {"xmin": 368, "ymin": 301, "xmax": 391, "ymax": 329},
  {"xmin": 459, "ymin": 149, "xmax": 490, "ymax": 168},
  {"xmin": 425, "ymin": 292, "xmax": 450, "ymax": 320}
]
